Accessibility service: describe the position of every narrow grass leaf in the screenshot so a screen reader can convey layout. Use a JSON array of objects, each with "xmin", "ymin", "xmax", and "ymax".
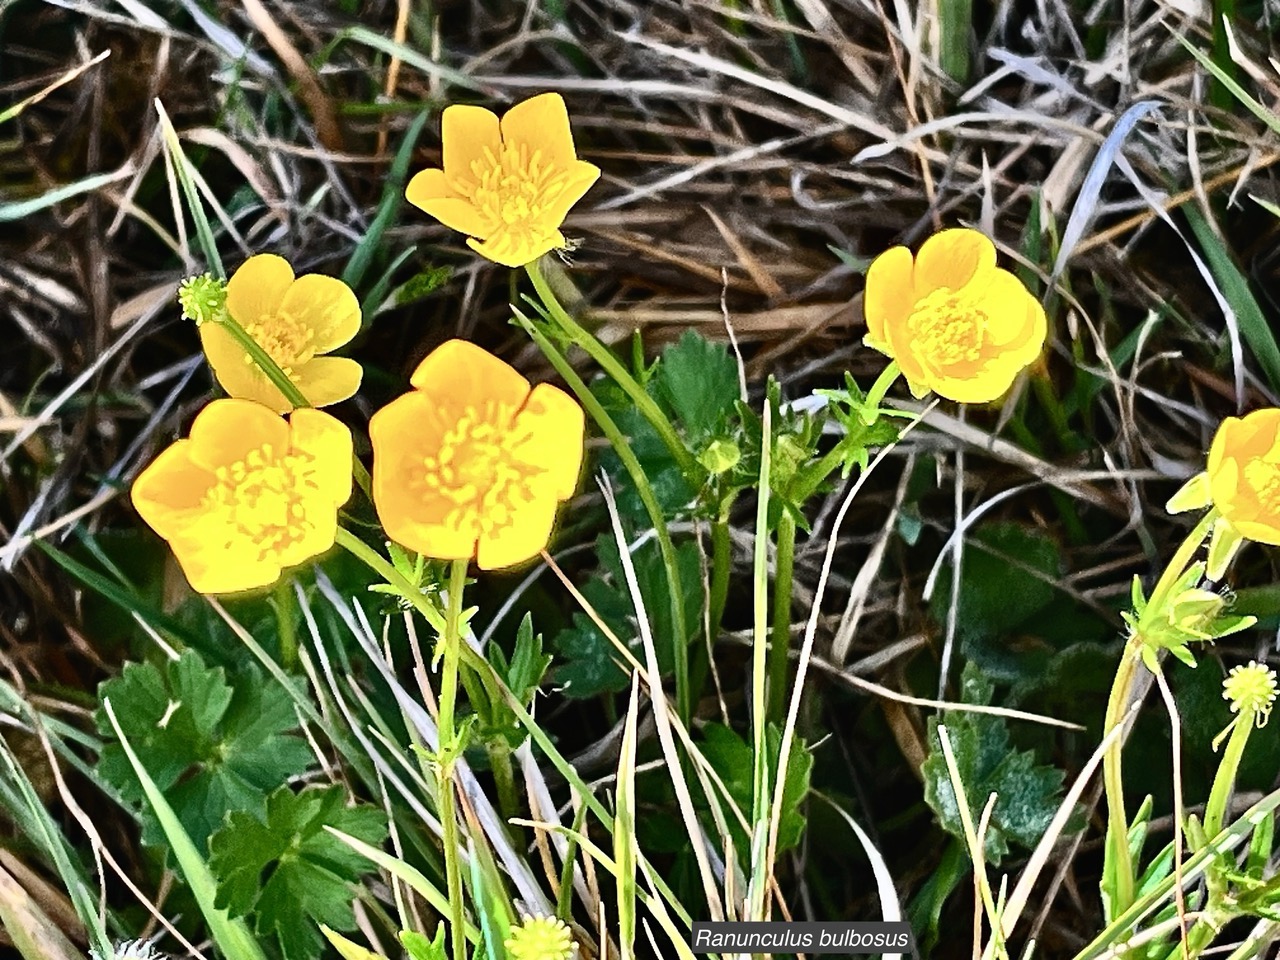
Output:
[
  {"xmin": 1183, "ymin": 204, "xmax": 1280, "ymax": 394},
  {"xmin": 344, "ymin": 109, "xmax": 431, "ymax": 292},
  {"xmin": 1174, "ymin": 32, "xmax": 1280, "ymax": 136},
  {"xmin": 1051, "ymin": 100, "xmax": 1160, "ymax": 282},
  {"xmin": 326, "ymin": 828, "xmax": 480, "ymax": 945},
  {"xmin": 155, "ymin": 99, "xmax": 223, "ymax": 277},
  {"xmin": 0, "ymin": 735, "xmax": 113, "ymax": 960},
  {"xmin": 746, "ymin": 399, "xmax": 772, "ymax": 921},
  {"xmin": 614, "ymin": 672, "xmax": 640, "ymax": 960},
  {"xmin": 0, "ymin": 167, "xmax": 133, "ymax": 223},
  {"xmin": 101, "ymin": 698, "xmax": 267, "ymax": 960}
]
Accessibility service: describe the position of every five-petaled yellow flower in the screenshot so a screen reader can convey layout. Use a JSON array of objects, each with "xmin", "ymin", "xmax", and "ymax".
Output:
[
  {"xmin": 1169, "ymin": 407, "xmax": 1280, "ymax": 579},
  {"xmin": 406, "ymin": 92, "xmax": 600, "ymax": 267},
  {"xmin": 131, "ymin": 398, "xmax": 353, "ymax": 594},
  {"xmin": 369, "ymin": 340, "xmax": 584, "ymax": 569},
  {"xmin": 863, "ymin": 227, "xmax": 1047, "ymax": 403},
  {"xmin": 200, "ymin": 254, "xmax": 363, "ymax": 413}
]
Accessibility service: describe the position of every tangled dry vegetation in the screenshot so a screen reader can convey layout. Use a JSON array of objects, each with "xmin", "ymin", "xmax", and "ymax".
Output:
[{"xmin": 3, "ymin": 0, "xmax": 1280, "ymax": 957}]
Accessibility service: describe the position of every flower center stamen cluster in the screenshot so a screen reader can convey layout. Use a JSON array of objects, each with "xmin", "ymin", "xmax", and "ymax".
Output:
[
  {"xmin": 203, "ymin": 443, "xmax": 321, "ymax": 559},
  {"xmin": 909, "ymin": 287, "xmax": 987, "ymax": 366},
  {"xmin": 1242, "ymin": 459, "xmax": 1280, "ymax": 513},
  {"xmin": 240, "ymin": 311, "xmax": 314, "ymax": 380},
  {"xmin": 453, "ymin": 143, "xmax": 573, "ymax": 259},
  {"xmin": 415, "ymin": 401, "xmax": 541, "ymax": 538}
]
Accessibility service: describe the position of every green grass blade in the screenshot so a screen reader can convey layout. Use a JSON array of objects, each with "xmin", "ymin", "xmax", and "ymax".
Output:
[
  {"xmin": 326, "ymin": 828, "xmax": 480, "ymax": 945},
  {"xmin": 940, "ymin": 0, "xmax": 973, "ymax": 82},
  {"xmin": 1183, "ymin": 204, "xmax": 1280, "ymax": 393},
  {"xmin": 101, "ymin": 698, "xmax": 267, "ymax": 960},
  {"xmin": 615, "ymin": 673, "xmax": 640, "ymax": 960},
  {"xmin": 0, "ymin": 167, "xmax": 132, "ymax": 223},
  {"xmin": 343, "ymin": 109, "xmax": 431, "ymax": 291},
  {"xmin": 155, "ymin": 98, "xmax": 224, "ymax": 277},
  {"xmin": 1174, "ymin": 32, "xmax": 1280, "ymax": 136},
  {"xmin": 746, "ymin": 395, "xmax": 773, "ymax": 921},
  {"xmin": 0, "ymin": 735, "xmax": 114, "ymax": 959}
]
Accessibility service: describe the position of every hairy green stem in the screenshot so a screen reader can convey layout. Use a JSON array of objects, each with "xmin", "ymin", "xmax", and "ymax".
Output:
[
  {"xmin": 1104, "ymin": 510, "xmax": 1218, "ymax": 919},
  {"xmin": 515, "ymin": 310, "xmax": 692, "ymax": 722},
  {"xmin": 213, "ymin": 311, "xmax": 374, "ymax": 501},
  {"xmin": 438, "ymin": 558, "xmax": 469, "ymax": 960},
  {"xmin": 767, "ymin": 510, "xmax": 797, "ymax": 723},
  {"xmin": 272, "ymin": 579, "xmax": 297, "ymax": 670},
  {"xmin": 789, "ymin": 361, "xmax": 900, "ymax": 505},
  {"xmin": 525, "ymin": 259, "xmax": 703, "ymax": 482},
  {"xmin": 1102, "ymin": 636, "xmax": 1142, "ymax": 919}
]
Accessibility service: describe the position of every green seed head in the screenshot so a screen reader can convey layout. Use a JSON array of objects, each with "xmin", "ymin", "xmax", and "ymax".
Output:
[
  {"xmin": 1223, "ymin": 661, "xmax": 1278, "ymax": 726},
  {"xmin": 177, "ymin": 273, "xmax": 228, "ymax": 327},
  {"xmin": 504, "ymin": 915, "xmax": 576, "ymax": 960}
]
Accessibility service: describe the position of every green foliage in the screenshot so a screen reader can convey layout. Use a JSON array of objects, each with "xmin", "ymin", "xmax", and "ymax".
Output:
[
  {"xmin": 95, "ymin": 651, "xmax": 313, "ymax": 853},
  {"xmin": 594, "ymin": 329, "xmax": 744, "ymax": 520},
  {"xmin": 209, "ymin": 785, "xmax": 389, "ymax": 960},
  {"xmin": 655, "ymin": 329, "xmax": 740, "ymax": 444},
  {"xmin": 930, "ymin": 523, "xmax": 1082, "ymax": 684},
  {"xmin": 552, "ymin": 534, "xmax": 702, "ymax": 698},
  {"xmin": 401, "ymin": 926, "xmax": 448, "ymax": 960},
  {"xmin": 699, "ymin": 723, "xmax": 813, "ymax": 857},
  {"xmin": 922, "ymin": 665, "xmax": 1067, "ymax": 864},
  {"xmin": 478, "ymin": 613, "xmax": 553, "ymax": 744}
]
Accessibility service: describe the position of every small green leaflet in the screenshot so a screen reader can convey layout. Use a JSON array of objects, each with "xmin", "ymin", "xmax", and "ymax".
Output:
[
  {"xmin": 699, "ymin": 723, "xmax": 813, "ymax": 858},
  {"xmin": 209, "ymin": 785, "xmax": 389, "ymax": 960},
  {"xmin": 95, "ymin": 651, "xmax": 313, "ymax": 853},
  {"xmin": 922, "ymin": 664, "xmax": 1067, "ymax": 864},
  {"xmin": 655, "ymin": 329, "xmax": 740, "ymax": 443}
]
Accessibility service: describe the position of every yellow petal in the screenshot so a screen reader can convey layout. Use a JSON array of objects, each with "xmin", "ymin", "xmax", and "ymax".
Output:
[
  {"xmin": 406, "ymin": 168, "xmax": 456, "ymax": 207},
  {"xmin": 913, "ymin": 228, "xmax": 996, "ymax": 296},
  {"xmin": 187, "ymin": 398, "xmax": 290, "ymax": 471},
  {"xmin": 500, "ymin": 92, "xmax": 577, "ymax": 171},
  {"xmin": 1231, "ymin": 517, "xmax": 1280, "ymax": 546},
  {"xmin": 408, "ymin": 339, "xmax": 530, "ymax": 413},
  {"xmin": 199, "ymin": 324, "xmax": 292, "ymax": 414},
  {"xmin": 1206, "ymin": 415, "xmax": 1239, "ymax": 478},
  {"xmin": 863, "ymin": 246, "xmax": 915, "ymax": 351},
  {"xmin": 476, "ymin": 498, "xmax": 557, "ymax": 570},
  {"xmin": 511, "ymin": 383, "xmax": 585, "ymax": 500},
  {"xmin": 929, "ymin": 364, "xmax": 1016, "ymax": 404},
  {"xmin": 289, "ymin": 408, "xmax": 354, "ymax": 506},
  {"xmin": 1209, "ymin": 456, "xmax": 1240, "ymax": 517},
  {"xmin": 467, "ymin": 229, "xmax": 563, "ymax": 268},
  {"xmin": 414, "ymin": 196, "xmax": 495, "ymax": 239},
  {"xmin": 369, "ymin": 392, "xmax": 480, "ymax": 560},
  {"xmin": 294, "ymin": 357, "xmax": 363, "ymax": 408},
  {"xmin": 280, "ymin": 274, "xmax": 361, "ymax": 353},
  {"xmin": 176, "ymin": 536, "xmax": 281, "ymax": 594},
  {"xmin": 538, "ymin": 160, "xmax": 601, "ymax": 226},
  {"xmin": 443, "ymin": 104, "xmax": 501, "ymax": 184},
  {"xmin": 226, "ymin": 253, "xmax": 294, "ymax": 327},
  {"xmin": 131, "ymin": 440, "xmax": 215, "ymax": 537}
]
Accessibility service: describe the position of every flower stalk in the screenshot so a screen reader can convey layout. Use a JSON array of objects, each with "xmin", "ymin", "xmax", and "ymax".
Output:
[
  {"xmin": 1103, "ymin": 509, "xmax": 1219, "ymax": 918},
  {"xmin": 437, "ymin": 557, "xmax": 470, "ymax": 960}
]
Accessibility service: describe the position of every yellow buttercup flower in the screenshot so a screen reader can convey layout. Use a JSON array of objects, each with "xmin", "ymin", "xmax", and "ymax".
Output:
[
  {"xmin": 863, "ymin": 227, "xmax": 1047, "ymax": 403},
  {"xmin": 131, "ymin": 399, "xmax": 353, "ymax": 594},
  {"xmin": 405, "ymin": 93, "xmax": 600, "ymax": 267},
  {"xmin": 199, "ymin": 254, "xmax": 363, "ymax": 413},
  {"xmin": 1167, "ymin": 408, "xmax": 1280, "ymax": 578},
  {"xmin": 369, "ymin": 340, "xmax": 584, "ymax": 569}
]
